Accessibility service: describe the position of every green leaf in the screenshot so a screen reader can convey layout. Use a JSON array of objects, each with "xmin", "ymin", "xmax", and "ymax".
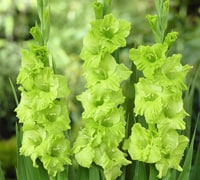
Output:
[
  {"xmin": 42, "ymin": 8, "xmax": 50, "ymax": 44},
  {"xmin": 178, "ymin": 114, "xmax": 199, "ymax": 180},
  {"xmin": 149, "ymin": 164, "xmax": 159, "ymax": 180},
  {"xmin": 191, "ymin": 131, "xmax": 200, "ymax": 180},
  {"xmin": 146, "ymin": 14, "xmax": 158, "ymax": 40},
  {"xmin": 89, "ymin": 164, "xmax": 100, "ymax": 180},
  {"xmin": 55, "ymin": 166, "xmax": 68, "ymax": 180},
  {"xmin": 77, "ymin": 166, "xmax": 89, "ymax": 180},
  {"xmin": 9, "ymin": 77, "xmax": 19, "ymax": 105},
  {"xmin": 138, "ymin": 162, "xmax": 148, "ymax": 180}
]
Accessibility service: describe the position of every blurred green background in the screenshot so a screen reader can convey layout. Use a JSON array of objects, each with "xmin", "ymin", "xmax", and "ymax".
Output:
[{"xmin": 0, "ymin": 0, "xmax": 199, "ymax": 179}]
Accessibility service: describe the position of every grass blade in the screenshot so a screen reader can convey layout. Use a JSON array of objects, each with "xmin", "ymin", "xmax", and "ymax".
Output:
[
  {"xmin": 190, "ymin": 113, "xmax": 200, "ymax": 180},
  {"xmin": 9, "ymin": 77, "xmax": 19, "ymax": 105}
]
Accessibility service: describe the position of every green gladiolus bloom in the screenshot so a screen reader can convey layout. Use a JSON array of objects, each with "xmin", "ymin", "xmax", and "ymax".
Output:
[
  {"xmin": 80, "ymin": 33, "xmax": 107, "ymax": 68},
  {"xmin": 94, "ymin": 144, "xmax": 130, "ymax": 180},
  {"xmin": 155, "ymin": 130, "xmax": 189, "ymax": 178},
  {"xmin": 77, "ymin": 84, "xmax": 125, "ymax": 121},
  {"xmin": 90, "ymin": 14, "xmax": 131, "ymax": 52},
  {"xmin": 84, "ymin": 54, "xmax": 131, "ymax": 91},
  {"xmin": 41, "ymin": 135, "xmax": 71, "ymax": 177},
  {"xmin": 123, "ymin": 123, "xmax": 161, "ymax": 163},
  {"xmin": 129, "ymin": 43, "xmax": 167, "ymax": 77},
  {"xmin": 159, "ymin": 54, "xmax": 191, "ymax": 90},
  {"xmin": 134, "ymin": 78, "xmax": 164, "ymax": 124}
]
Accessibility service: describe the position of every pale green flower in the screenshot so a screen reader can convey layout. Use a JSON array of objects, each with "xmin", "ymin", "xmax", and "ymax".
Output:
[
  {"xmin": 20, "ymin": 126, "xmax": 47, "ymax": 167},
  {"xmin": 72, "ymin": 128, "xmax": 96, "ymax": 168},
  {"xmin": 77, "ymin": 84, "xmax": 125, "ymax": 121},
  {"xmin": 95, "ymin": 144, "xmax": 130, "ymax": 180},
  {"xmin": 20, "ymin": 48, "xmax": 45, "ymax": 70},
  {"xmin": 155, "ymin": 90, "xmax": 188, "ymax": 131},
  {"xmin": 155, "ymin": 130, "xmax": 189, "ymax": 178},
  {"xmin": 41, "ymin": 135, "xmax": 71, "ymax": 177},
  {"xmin": 129, "ymin": 43, "xmax": 167, "ymax": 77},
  {"xmin": 134, "ymin": 78, "xmax": 164, "ymax": 124},
  {"xmin": 80, "ymin": 32, "xmax": 107, "ymax": 68},
  {"xmin": 84, "ymin": 54, "xmax": 131, "ymax": 91},
  {"xmin": 154, "ymin": 54, "xmax": 191, "ymax": 90},
  {"xmin": 85, "ymin": 107, "xmax": 126, "ymax": 147},
  {"xmin": 123, "ymin": 123, "xmax": 161, "ymax": 163},
  {"xmin": 90, "ymin": 14, "xmax": 131, "ymax": 52},
  {"xmin": 20, "ymin": 127, "xmax": 71, "ymax": 177}
]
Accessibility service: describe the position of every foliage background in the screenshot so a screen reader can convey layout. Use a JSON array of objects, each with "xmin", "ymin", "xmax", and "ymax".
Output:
[{"xmin": 0, "ymin": 0, "xmax": 199, "ymax": 179}]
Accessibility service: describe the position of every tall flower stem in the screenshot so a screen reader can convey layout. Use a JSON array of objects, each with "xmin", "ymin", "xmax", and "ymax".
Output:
[
  {"xmin": 124, "ymin": 0, "xmax": 191, "ymax": 178},
  {"xmin": 15, "ymin": 0, "xmax": 71, "ymax": 178}
]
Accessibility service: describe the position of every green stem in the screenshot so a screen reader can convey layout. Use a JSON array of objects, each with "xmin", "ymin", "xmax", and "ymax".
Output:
[
  {"xmin": 125, "ymin": 62, "xmax": 137, "ymax": 138},
  {"xmin": 123, "ymin": 62, "xmax": 137, "ymax": 180}
]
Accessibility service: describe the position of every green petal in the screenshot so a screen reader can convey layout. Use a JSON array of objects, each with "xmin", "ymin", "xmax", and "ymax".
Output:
[
  {"xmin": 95, "ymin": 145, "xmax": 130, "ymax": 180},
  {"xmin": 19, "ymin": 90, "xmax": 55, "ymax": 111},
  {"xmin": 155, "ymin": 130, "xmax": 189, "ymax": 178},
  {"xmin": 20, "ymin": 126, "xmax": 47, "ymax": 167},
  {"xmin": 134, "ymin": 78, "xmax": 163, "ymax": 123},
  {"xmin": 159, "ymin": 54, "xmax": 191, "ymax": 90},
  {"xmin": 20, "ymin": 49, "xmax": 44, "ymax": 70},
  {"xmin": 157, "ymin": 111, "xmax": 187, "ymax": 131},
  {"xmin": 17, "ymin": 68, "xmax": 34, "ymax": 91},
  {"xmin": 73, "ymin": 128, "xmax": 96, "ymax": 168},
  {"xmin": 75, "ymin": 145, "xmax": 95, "ymax": 168},
  {"xmin": 31, "ymin": 45, "xmax": 49, "ymax": 66},
  {"xmin": 80, "ymin": 32, "xmax": 107, "ymax": 67}
]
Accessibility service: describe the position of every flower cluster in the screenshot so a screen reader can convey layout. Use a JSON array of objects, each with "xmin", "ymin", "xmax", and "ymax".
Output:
[
  {"xmin": 124, "ymin": 32, "xmax": 191, "ymax": 178},
  {"xmin": 72, "ymin": 14, "xmax": 131, "ymax": 180},
  {"xmin": 15, "ymin": 44, "xmax": 71, "ymax": 177}
]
